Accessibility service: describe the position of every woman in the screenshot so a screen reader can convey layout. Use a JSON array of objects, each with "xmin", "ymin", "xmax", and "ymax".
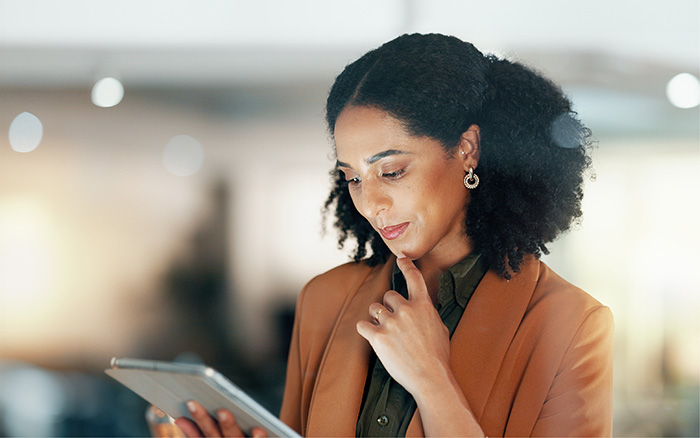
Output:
[{"xmin": 177, "ymin": 33, "xmax": 614, "ymax": 437}]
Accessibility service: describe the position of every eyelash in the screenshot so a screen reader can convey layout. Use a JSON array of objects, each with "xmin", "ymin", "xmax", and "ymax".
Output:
[
  {"xmin": 382, "ymin": 169, "xmax": 405, "ymax": 179},
  {"xmin": 343, "ymin": 168, "xmax": 405, "ymax": 186}
]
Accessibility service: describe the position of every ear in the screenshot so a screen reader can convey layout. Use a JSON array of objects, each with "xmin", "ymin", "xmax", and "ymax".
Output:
[{"xmin": 458, "ymin": 124, "xmax": 480, "ymax": 172}]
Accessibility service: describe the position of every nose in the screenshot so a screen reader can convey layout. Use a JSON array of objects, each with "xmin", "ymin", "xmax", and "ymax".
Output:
[{"xmin": 356, "ymin": 179, "xmax": 390, "ymax": 219}]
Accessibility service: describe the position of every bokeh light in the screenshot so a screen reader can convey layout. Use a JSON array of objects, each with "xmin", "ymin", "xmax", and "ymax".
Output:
[
  {"xmin": 163, "ymin": 135, "xmax": 205, "ymax": 176},
  {"xmin": 91, "ymin": 77, "xmax": 124, "ymax": 108},
  {"xmin": 550, "ymin": 112, "xmax": 586, "ymax": 149},
  {"xmin": 666, "ymin": 73, "xmax": 700, "ymax": 109},
  {"xmin": 8, "ymin": 112, "xmax": 43, "ymax": 153}
]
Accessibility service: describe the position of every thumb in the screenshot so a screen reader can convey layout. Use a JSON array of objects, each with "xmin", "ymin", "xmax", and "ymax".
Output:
[{"xmin": 396, "ymin": 256, "xmax": 429, "ymax": 301}]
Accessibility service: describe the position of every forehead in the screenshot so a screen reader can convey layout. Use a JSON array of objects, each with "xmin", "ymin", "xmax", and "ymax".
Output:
[
  {"xmin": 334, "ymin": 106, "xmax": 414, "ymax": 159},
  {"xmin": 334, "ymin": 106, "xmax": 451, "ymax": 168}
]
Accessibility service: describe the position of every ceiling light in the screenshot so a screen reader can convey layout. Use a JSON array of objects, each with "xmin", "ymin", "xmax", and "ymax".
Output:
[
  {"xmin": 9, "ymin": 112, "xmax": 43, "ymax": 153},
  {"xmin": 91, "ymin": 77, "xmax": 124, "ymax": 108},
  {"xmin": 666, "ymin": 73, "xmax": 700, "ymax": 109}
]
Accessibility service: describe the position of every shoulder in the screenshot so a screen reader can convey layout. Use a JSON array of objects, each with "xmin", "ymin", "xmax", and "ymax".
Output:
[
  {"xmin": 514, "ymin": 261, "xmax": 614, "ymax": 436},
  {"xmin": 303, "ymin": 260, "xmax": 375, "ymax": 291},
  {"xmin": 526, "ymin": 259, "xmax": 614, "ymax": 343},
  {"xmin": 529, "ymin": 260, "xmax": 610, "ymax": 317},
  {"xmin": 294, "ymin": 260, "xmax": 382, "ymax": 331},
  {"xmin": 299, "ymin": 260, "xmax": 376, "ymax": 306}
]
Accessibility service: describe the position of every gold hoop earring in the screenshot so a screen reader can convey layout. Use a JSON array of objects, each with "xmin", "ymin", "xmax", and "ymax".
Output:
[{"xmin": 464, "ymin": 167, "xmax": 479, "ymax": 189}]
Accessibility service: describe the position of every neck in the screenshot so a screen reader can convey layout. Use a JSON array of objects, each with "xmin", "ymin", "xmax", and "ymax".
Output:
[{"xmin": 413, "ymin": 243, "xmax": 472, "ymax": 304}]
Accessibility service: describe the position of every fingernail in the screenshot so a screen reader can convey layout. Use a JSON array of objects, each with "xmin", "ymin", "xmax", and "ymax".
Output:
[
  {"xmin": 218, "ymin": 410, "xmax": 229, "ymax": 422},
  {"xmin": 396, "ymin": 252, "xmax": 405, "ymax": 258},
  {"xmin": 187, "ymin": 401, "xmax": 196, "ymax": 413}
]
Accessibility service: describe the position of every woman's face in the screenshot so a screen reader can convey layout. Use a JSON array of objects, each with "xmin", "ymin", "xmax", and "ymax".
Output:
[{"xmin": 334, "ymin": 106, "xmax": 476, "ymax": 264}]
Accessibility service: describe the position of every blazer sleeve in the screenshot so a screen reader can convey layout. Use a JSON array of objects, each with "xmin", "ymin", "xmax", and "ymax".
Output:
[
  {"xmin": 278, "ymin": 282, "xmax": 308, "ymax": 435},
  {"xmin": 530, "ymin": 305, "xmax": 615, "ymax": 437}
]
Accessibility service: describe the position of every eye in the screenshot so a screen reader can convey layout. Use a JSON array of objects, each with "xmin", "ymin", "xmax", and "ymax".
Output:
[
  {"xmin": 339, "ymin": 169, "xmax": 361, "ymax": 186},
  {"xmin": 382, "ymin": 168, "xmax": 405, "ymax": 179}
]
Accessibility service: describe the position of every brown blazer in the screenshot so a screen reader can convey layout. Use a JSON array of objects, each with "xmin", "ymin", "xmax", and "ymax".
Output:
[{"xmin": 279, "ymin": 256, "xmax": 614, "ymax": 437}]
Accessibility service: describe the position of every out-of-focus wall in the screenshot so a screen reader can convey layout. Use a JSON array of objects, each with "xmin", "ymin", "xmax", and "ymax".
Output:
[{"xmin": 0, "ymin": 84, "xmax": 349, "ymax": 365}]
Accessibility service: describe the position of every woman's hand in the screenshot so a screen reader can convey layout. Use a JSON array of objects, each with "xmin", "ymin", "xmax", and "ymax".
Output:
[
  {"xmin": 355, "ymin": 257, "xmax": 452, "ymax": 396},
  {"xmin": 174, "ymin": 400, "xmax": 267, "ymax": 438},
  {"xmin": 356, "ymin": 257, "xmax": 485, "ymax": 437}
]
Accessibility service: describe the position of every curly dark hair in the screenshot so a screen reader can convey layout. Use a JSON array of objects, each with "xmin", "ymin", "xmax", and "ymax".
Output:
[{"xmin": 323, "ymin": 33, "xmax": 593, "ymax": 278}]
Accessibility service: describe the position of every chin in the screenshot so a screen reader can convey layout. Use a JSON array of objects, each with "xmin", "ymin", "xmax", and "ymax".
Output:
[
  {"xmin": 388, "ymin": 246, "xmax": 420, "ymax": 260},
  {"xmin": 383, "ymin": 235, "xmax": 424, "ymax": 259},
  {"xmin": 386, "ymin": 245, "xmax": 405, "ymax": 259}
]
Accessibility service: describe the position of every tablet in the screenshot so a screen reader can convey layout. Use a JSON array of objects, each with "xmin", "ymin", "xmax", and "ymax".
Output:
[{"xmin": 106, "ymin": 357, "xmax": 300, "ymax": 438}]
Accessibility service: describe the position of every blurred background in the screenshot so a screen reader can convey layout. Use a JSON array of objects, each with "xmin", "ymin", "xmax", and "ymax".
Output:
[{"xmin": 0, "ymin": 0, "xmax": 698, "ymax": 436}]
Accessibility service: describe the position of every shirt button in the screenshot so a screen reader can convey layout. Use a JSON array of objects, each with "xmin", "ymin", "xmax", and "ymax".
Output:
[{"xmin": 377, "ymin": 415, "xmax": 389, "ymax": 427}]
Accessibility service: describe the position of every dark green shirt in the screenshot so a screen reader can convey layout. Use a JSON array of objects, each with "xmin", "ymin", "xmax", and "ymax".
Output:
[{"xmin": 356, "ymin": 253, "xmax": 488, "ymax": 438}]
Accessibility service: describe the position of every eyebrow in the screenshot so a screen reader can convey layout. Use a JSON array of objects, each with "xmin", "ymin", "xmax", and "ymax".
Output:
[{"xmin": 336, "ymin": 149, "xmax": 410, "ymax": 168}]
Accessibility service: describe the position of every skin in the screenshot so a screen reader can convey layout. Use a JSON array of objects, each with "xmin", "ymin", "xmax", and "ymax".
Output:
[
  {"xmin": 335, "ymin": 105, "xmax": 482, "ymax": 297},
  {"xmin": 338, "ymin": 106, "xmax": 485, "ymax": 437},
  {"xmin": 174, "ymin": 400, "xmax": 266, "ymax": 438},
  {"xmin": 176, "ymin": 105, "xmax": 486, "ymax": 437}
]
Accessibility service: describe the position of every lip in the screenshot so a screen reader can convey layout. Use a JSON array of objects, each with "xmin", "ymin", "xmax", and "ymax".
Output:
[{"xmin": 379, "ymin": 222, "xmax": 409, "ymax": 240}]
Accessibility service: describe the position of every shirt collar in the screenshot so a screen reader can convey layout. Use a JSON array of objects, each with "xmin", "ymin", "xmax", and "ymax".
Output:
[{"xmin": 391, "ymin": 253, "xmax": 488, "ymax": 309}]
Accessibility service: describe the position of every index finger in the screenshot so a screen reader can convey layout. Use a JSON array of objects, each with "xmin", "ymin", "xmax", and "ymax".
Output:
[{"xmin": 396, "ymin": 257, "xmax": 429, "ymax": 301}]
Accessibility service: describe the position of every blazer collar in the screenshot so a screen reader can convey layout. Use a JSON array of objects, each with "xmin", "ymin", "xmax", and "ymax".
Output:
[
  {"xmin": 406, "ymin": 258, "xmax": 541, "ymax": 436},
  {"xmin": 306, "ymin": 256, "xmax": 540, "ymax": 437},
  {"xmin": 306, "ymin": 258, "xmax": 395, "ymax": 437}
]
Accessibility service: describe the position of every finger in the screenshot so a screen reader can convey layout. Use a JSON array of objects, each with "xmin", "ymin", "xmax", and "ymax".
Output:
[
  {"xmin": 250, "ymin": 427, "xmax": 268, "ymax": 438},
  {"xmin": 174, "ymin": 417, "xmax": 203, "ymax": 438},
  {"xmin": 187, "ymin": 400, "xmax": 222, "ymax": 437},
  {"xmin": 216, "ymin": 409, "xmax": 244, "ymax": 438},
  {"xmin": 368, "ymin": 302, "xmax": 388, "ymax": 324},
  {"xmin": 356, "ymin": 319, "xmax": 379, "ymax": 341},
  {"xmin": 396, "ymin": 257, "xmax": 429, "ymax": 301},
  {"xmin": 382, "ymin": 289, "xmax": 405, "ymax": 311}
]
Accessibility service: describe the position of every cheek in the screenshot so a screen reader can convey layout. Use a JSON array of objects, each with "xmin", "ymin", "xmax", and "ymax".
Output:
[
  {"xmin": 423, "ymin": 173, "xmax": 467, "ymax": 216},
  {"xmin": 419, "ymin": 173, "xmax": 450, "ymax": 202}
]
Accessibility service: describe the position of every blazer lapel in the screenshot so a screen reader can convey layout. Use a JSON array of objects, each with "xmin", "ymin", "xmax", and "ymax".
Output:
[
  {"xmin": 406, "ymin": 259, "xmax": 541, "ymax": 437},
  {"xmin": 306, "ymin": 258, "xmax": 395, "ymax": 437}
]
